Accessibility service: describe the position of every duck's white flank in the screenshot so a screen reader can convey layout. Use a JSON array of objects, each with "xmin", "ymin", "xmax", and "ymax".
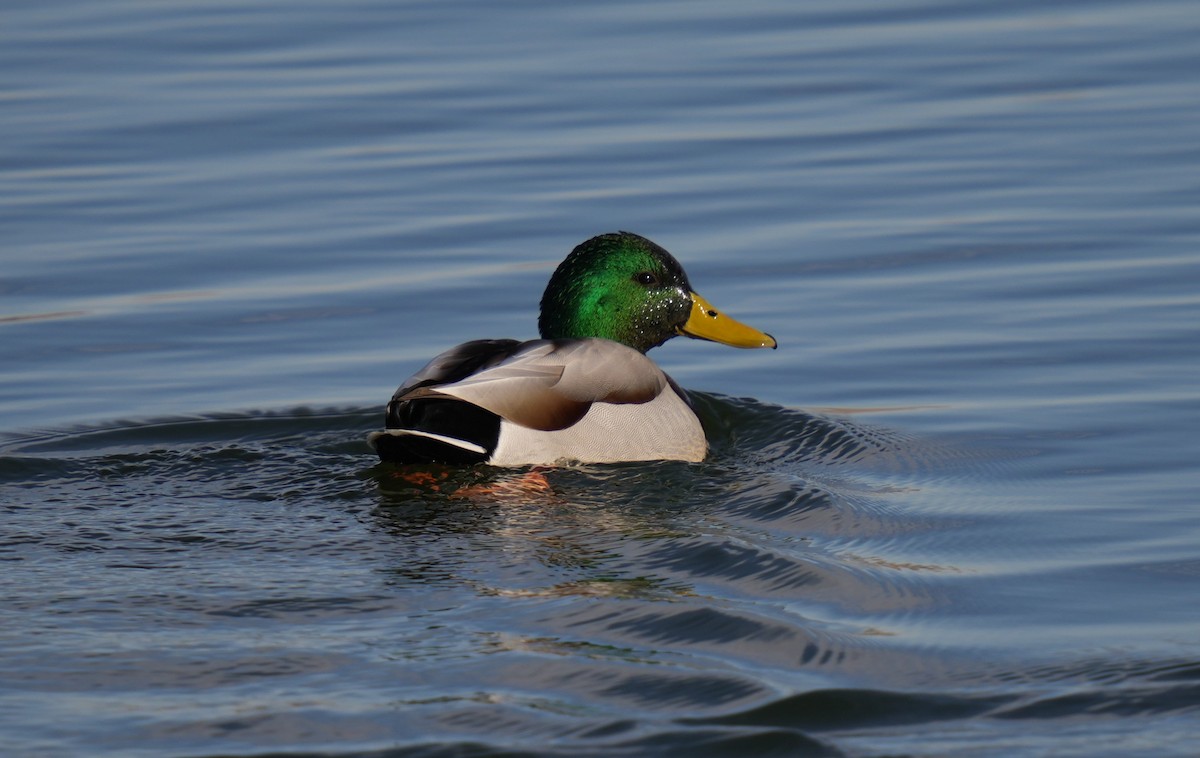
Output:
[{"xmin": 488, "ymin": 383, "xmax": 705, "ymax": 465}]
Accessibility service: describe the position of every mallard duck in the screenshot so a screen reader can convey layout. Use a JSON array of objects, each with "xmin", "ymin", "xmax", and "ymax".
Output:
[{"xmin": 368, "ymin": 231, "xmax": 776, "ymax": 466}]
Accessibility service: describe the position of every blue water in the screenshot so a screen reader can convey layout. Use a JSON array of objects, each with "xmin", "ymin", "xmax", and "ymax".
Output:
[{"xmin": 3, "ymin": 0, "xmax": 1200, "ymax": 755}]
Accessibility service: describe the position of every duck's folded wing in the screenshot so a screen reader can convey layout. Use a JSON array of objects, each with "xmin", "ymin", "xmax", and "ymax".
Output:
[
  {"xmin": 403, "ymin": 339, "xmax": 667, "ymax": 432},
  {"xmin": 393, "ymin": 339, "xmax": 524, "ymax": 397}
]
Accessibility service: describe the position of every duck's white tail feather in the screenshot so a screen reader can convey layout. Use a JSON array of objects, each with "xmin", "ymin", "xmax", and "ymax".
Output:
[{"xmin": 368, "ymin": 428, "xmax": 488, "ymax": 455}]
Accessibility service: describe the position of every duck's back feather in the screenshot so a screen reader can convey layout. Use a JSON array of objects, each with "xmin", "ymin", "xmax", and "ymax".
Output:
[
  {"xmin": 370, "ymin": 338, "xmax": 705, "ymax": 465},
  {"xmin": 415, "ymin": 339, "xmax": 665, "ymax": 431}
]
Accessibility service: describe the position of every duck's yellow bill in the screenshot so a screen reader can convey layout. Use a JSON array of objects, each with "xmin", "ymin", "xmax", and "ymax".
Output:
[{"xmin": 678, "ymin": 292, "xmax": 777, "ymax": 349}]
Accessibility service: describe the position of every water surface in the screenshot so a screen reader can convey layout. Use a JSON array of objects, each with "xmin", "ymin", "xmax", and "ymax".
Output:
[{"xmin": 3, "ymin": 0, "xmax": 1199, "ymax": 756}]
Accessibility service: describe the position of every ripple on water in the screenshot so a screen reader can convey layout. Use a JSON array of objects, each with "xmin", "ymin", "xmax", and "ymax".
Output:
[{"xmin": 2, "ymin": 396, "xmax": 1197, "ymax": 756}]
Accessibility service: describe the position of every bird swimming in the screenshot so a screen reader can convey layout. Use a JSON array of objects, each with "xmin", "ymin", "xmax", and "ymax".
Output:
[{"xmin": 368, "ymin": 231, "xmax": 776, "ymax": 466}]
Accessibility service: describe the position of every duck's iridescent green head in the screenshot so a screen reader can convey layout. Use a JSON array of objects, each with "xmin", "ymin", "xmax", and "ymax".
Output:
[{"xmin": 538, "ymin": 231, "xmax": 777, "ymax": 354}]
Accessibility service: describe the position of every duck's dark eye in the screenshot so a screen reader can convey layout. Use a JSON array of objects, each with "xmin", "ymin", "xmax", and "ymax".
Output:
[{"xmin": 633, "ymin": 271, "xmax": 659, "ymax": 287}]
